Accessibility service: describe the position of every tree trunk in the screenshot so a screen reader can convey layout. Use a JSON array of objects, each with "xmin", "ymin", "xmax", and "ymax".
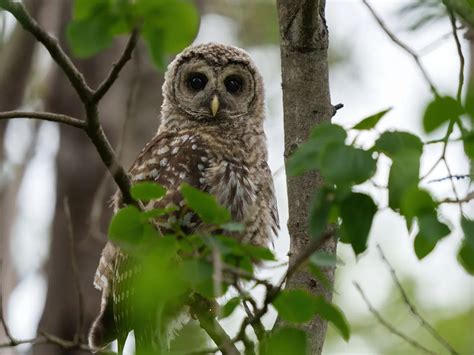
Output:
[
  {"xmin": 276, "ymin": 1, "xmax": 336, "ymax": 353},
  {"xmin": 0, "ymin": 2, "xmax": 42, "ymax": 353}
]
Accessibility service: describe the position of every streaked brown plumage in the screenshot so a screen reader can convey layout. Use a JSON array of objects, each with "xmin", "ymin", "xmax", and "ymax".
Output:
[{"xmin": 89, "ymin": 43, "xmax": 279, "ymax": 352}]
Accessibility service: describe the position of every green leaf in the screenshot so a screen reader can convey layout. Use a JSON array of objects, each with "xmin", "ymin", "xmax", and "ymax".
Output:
[
  {"xmin": 287, "ymin": 123, "xmax": 347, "ymax": 176},
  {"xmin": 131, "ymin": 182, "xmax": 166, "ymax": 201},
  {"xmin": 242, "ymin": 244, "xmax": 276, "ymax": 261},
  {"xmin": 273, "ymin": 290, "xmax": 319, "ymax": 323},
  {"xmin": 142, "ymin": 25, "xmax": 166, "ymax": 69},
  {"xmin": 72, "ymin": 0, "xmax": 104, "ymax": 20},
  {"xmin": 181, "ymin": 259, "xmax": 219, "ymax": 298},
  {"xmin": 423, "ymin": 96, "xmax": 464, "ymax": 133},
  {"xmin": 352, "ymin": 107, "xmax": 392, "ymax": 130},
  {"xmin": 458, "ymin": 243, "xmax": 474, "ymax": 275},
  {"xmin": 400, "ymin": 187, "xmax": 436, "ymax": 219},
  {"xmin": 414, "ymin": 212, "xmax": 450, "ymax": 259},
  {"xmin": 108, "ymin": 205, "xmax": 145, "ymax": 244},
  {"xmin": 220, "ymin": 297, "xmax": 241, "ymax": 319},
  {"xmin": 310, "ymin": 251, "xmax": 338, "ymax": 267},
  {"xmin": 340, "ymin": 192, "xmax": 377, "ymax": 255},
  {"xmin": 67, "ymin": 17, "xmax": 116, "ymax": 57},
  {"xmin": 319, "ymin": 144, "xmax": 377, "ymax": 186},
  {"xmin": 463, "ymin": 131, "xmax": 474, "ymax": 159},
  {"xmin": 180, "ymin": 183, "xmax": 230, "ymax": 224},
  {"xmin": 308, "ymin": 188, "xmax": 335, "ymax": 239},
  {"xmin": 260, "ymin": 327, "xmax": 308, "ymax": 355},
  {"xmin": 142, "ymin": 206, "xmax": 178, "ymax": 220},
  {"xmin": 313, "ymin": 296, "xmax": 350, "ymax": 341},
  {"xmin": 461, "ymin": 217, "xmax": 474, "ymax": 246},
  {"xmin": 374, "ymin": 131, "xmax": 423, "ymax": 158},
  {"xmin": 459, "ymin": 217, "xmax": 474, "ymax": 275},
  {"xmin": 388, "ymin": 150, "xmax": 420, "ymax": 210},
  {"xmin": 140, "ymin": 0, "xmax": 199, "ymax": 68}
]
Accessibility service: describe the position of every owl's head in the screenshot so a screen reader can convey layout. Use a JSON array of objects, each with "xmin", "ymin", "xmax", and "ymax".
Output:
[{"xmin": 160, "ymin": 43, "xmax": 264, "ymax": 130}]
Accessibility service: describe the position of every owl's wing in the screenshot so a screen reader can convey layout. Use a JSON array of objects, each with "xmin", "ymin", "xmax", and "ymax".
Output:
[{"xmin": 89, "ymin": 131, "xmax": 212, "ymax": 349}]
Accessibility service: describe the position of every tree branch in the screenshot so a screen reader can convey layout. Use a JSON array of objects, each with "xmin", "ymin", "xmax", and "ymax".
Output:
[
  {"xmin": 362, "ymin": 0, "xmax": 439, "ymax": 96},
  {"xmin": 354, "ymin": 282, "xmax": 437, "ymax": 355},
  {"xmin": 0, "ymin": 0, "xmax": 137, "ymax": 205},
  {"xmin": 92, "ymin": 29, "xmax": 140, "ymax": 103},
  {"xmin": 376, "ymin": 245, "xmax": 459, "ymax": 355},
  {"xmin": 0, "ymin": 111, "xmax": 86, "ymax": 128},
  {"xmin": 448, "ymin": 10, "xmax": 465, "ymax": 103}
]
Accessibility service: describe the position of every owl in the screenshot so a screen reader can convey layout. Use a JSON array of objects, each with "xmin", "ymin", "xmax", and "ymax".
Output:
[{"xmin": 88, "ymin": 43, "xmax": 279, "ymax": 353}]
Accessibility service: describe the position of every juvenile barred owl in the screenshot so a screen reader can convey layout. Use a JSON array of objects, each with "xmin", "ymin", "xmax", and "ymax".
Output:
[{"xmin": 88, "ymin": 43, "xmax": 279, "ymax": 352}]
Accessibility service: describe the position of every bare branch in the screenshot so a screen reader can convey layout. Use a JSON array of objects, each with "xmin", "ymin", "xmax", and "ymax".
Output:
[
  {"xmin": 362, "ymin": 0, "xmax": 438, "ymax": 96},
  {"xmin": 439, "ymin": 191, "xmax": 474, "ymax": 204},
  {"xmin": 354, "ymin": 282, "xmax": 437, "ymax": 355},
  {"xmin": 448, "ymin": 10, "xmax": 465, "ymax": 103},
  {"xmin": 0, "ymin": 111, "xmax": 86, "ymax": 129},
  {"xmin": 428, "ymin": 174, "xmax": 472, "ymax": 183},
  {"xmin": 376, "ymin": 245, "xmax": 459, "ymax": 355},
  {"xmin": 92, "ymin": 29, "xmax": 140, "ymax": 103}
]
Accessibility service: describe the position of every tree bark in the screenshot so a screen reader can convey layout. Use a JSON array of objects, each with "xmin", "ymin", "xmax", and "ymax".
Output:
[{"xmin": 276, "ymin": 1, "xmax": 336, "ymax": 353}]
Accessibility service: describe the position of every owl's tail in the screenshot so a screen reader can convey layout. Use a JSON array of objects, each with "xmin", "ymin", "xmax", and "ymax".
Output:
[{"xmin": 88, "ymin": 293, "xmax": 117, "ymax": 352}]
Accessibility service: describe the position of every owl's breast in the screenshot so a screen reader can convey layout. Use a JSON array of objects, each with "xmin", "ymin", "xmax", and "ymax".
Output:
[{"xmin": 205, "ymin": 159, "xmax": 258, "ymax": 223}]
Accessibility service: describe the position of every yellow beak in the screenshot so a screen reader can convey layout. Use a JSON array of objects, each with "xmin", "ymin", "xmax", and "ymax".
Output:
[{"xmin": 211, "ymin": 95, "xmax": 219, "ymax": 117}]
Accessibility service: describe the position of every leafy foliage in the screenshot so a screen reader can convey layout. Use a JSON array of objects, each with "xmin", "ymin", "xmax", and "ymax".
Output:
[
  {"xmin": 288, "ymin": 96, "xmax": 472, "ymax": 269},
  {"xmin": 107, "ymin": 181, "xmax": 351, "ymax": 351},
  {"xmin": 67, "ymin": 0, "xmax": 199, "ymax": 68}
]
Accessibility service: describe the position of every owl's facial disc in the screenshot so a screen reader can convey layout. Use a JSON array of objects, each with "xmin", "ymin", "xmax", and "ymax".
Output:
[{"xmin": 174, "ymin": 59, "xmax": 256, "ymax": 122}]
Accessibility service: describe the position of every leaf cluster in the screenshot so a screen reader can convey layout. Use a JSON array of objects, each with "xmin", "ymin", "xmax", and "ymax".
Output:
[
  {"xmin": 108, "ymin": 182, "xmax": 351, "ymax": 352},
  {"xmin": 67, "ymin": 0, "xmax": 199, "ymax": 68},
  {"xmin": 288, "ymin": 98, "xmax": 473, "ymax": 273}
]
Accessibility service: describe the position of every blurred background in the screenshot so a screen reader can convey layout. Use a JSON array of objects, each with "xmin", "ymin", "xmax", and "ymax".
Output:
[{"xmin": 0, "ymin": 0, "xmax": 472, "ymax": 354}]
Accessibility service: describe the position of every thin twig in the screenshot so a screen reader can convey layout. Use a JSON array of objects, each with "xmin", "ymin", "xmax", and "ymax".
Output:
[
  {"xmin": 88, "ymin": 50, "xmax": 143, "ymax": 240},
  {"xmin": 442, "ymin": 158, "xmax": 463, "ymax": 212},
  {"xmin": 376, "ymin": 245, "xmax": 459, "ymax": 354},
  {"xmin": 93, "ymin": 29, "xmax": 140, "ymax": 103},
  {"xmin": 428, "ymin": 174, "xmax": 472, "ymax": 183},
  {"xmin": 439, "ymin": 191, "xmax": 474, "ymax": 204},
  {"xmin": 63, "ymin": 198, "xmax": 85, "ymax": 344},
  {"xmin": 421, "ymin": 119, "xmax": 455, "ymax": 181},
  {"xmin": 362, "ymin": 0, "xmax": 438, "ymax": 96},
  {"xmin": 448, "ymin": 10, "xmax": 465, "ymax": 102},
  {"xmin": 0, "ymin": 111, "xmax": 85, "ymax": 128},
  {"xmin": 354, "ymin": 282, "xmax": 436, "ymax": 355}
]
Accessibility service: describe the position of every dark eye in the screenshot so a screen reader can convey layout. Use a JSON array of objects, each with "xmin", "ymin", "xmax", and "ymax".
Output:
[
  {"xmin": 224, "ymin": 76, "xmax": 243, "ymax": 94},
  {"xmin": 188, "ymin": 73, "xmax": 208, "ymax": 91}
]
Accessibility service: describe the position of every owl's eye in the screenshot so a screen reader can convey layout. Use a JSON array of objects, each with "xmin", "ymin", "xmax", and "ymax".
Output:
[
  {"xmin": 188, "ymin": 73, "xmax": 208, "ymax": 91},
  {"xmin": 224, "ymin": 76, "xmax": 243, "ymax": 94}
]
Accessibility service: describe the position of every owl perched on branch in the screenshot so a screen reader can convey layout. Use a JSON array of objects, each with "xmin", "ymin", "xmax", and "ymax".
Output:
[{"xmin": 88, "ymin": 43, "xmax": 279, "ymax": 353}]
